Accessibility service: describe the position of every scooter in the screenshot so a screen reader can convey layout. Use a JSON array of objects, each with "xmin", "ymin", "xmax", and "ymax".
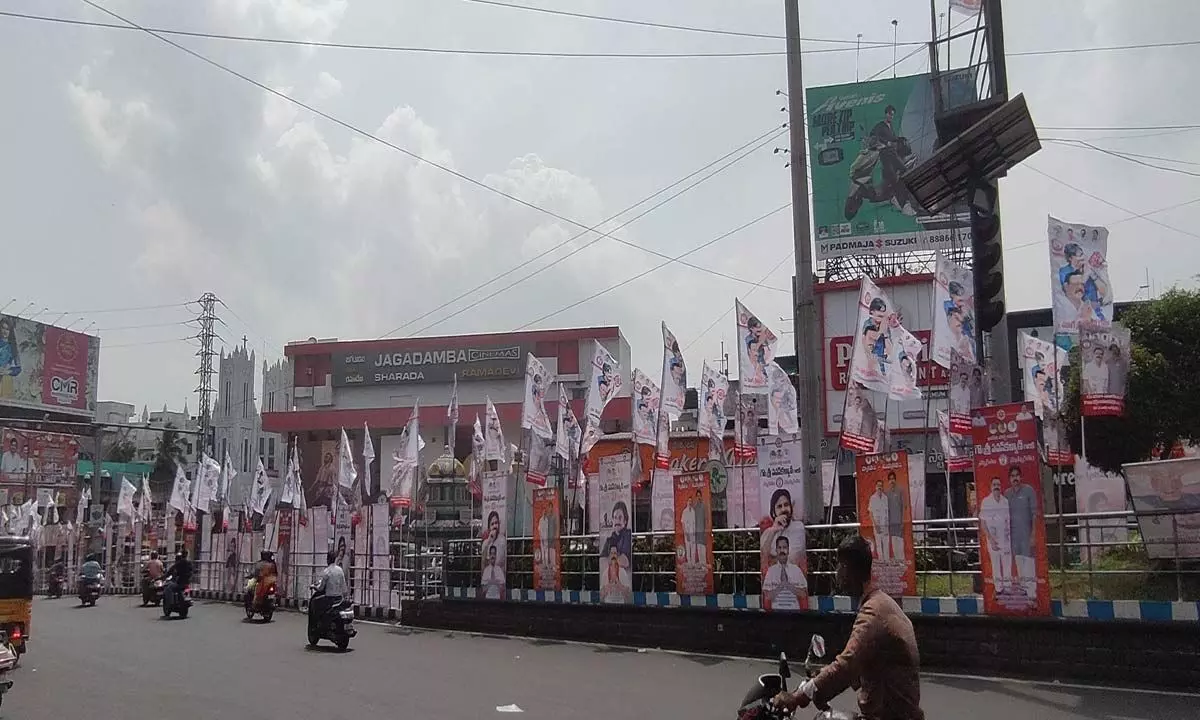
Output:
[
  {"xmin": 78, "ymin": 576, "xmax": 103, "ymax": 607},
  {"xmin": 843, "ymin": 135, "xmax": 920, "ymax": 221},
  {"xmin": 735, "ymin": 635, "xmax": 853, "ymax": 720},
  {"xmin": 244, "ymin": 576, "xmax": 277, "ymax": 622},
  {"xmin": 0, "ymin": 629, "xmax": 17, "ymax": 708},
  {"xmin": 46, "ymin": 573, "xmax": 65, "ymax": 599},
  {"xmin": 306, "ymin": 587, "xmax": 355, "ymax": 651},
  {"xmin": 161, "ymin": 577, "xmax": 193, "ymax": 619},
  {"xmin": 141, "ymin": 573, "xmax": 164, "ymax": 607}
]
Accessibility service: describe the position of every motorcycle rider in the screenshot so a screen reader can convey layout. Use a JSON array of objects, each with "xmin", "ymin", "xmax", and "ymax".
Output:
[
  {"xmin": 49, "ymin": 555, "xmax": 66, "ymax": 587},
  {"xmin": 145, "ymin": 552, "xmax": 164, "ymax": 582},
  {"xmin": 773, "ymin": 535, "xmax": 924, "ymax": 720},
  {"xmin": 249, "ymin": 550, "xmax": 278, "ymax": 606},
  {"xmin": 80, "ymin": 554, "xmax": 103, "ymax": 583},
  {"xmin": 309, "ymin": 550, "xmax": 346, "ymax": 633},
  {"xmin": 164, "ymin": 550, "xmax": 194, "ymax": 606}
]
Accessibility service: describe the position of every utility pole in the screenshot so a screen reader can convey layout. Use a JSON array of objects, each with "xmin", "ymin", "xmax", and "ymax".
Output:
[
  {"xmin": 195, "ymin": 293, "xmax": 218, "ymax": 453},
  {"xmin": 783, "ymin": 0, "xmax": 825, "ymax": 522}
]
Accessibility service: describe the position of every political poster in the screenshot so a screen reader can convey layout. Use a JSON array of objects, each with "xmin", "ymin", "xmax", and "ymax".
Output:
[
  {"xmin": 735, "ymin": 299, "xmax": 778, "ymax": 394},
  {"xmin": 1048, "ymin": 216, "xmax": 1114, "ymax": 335},
  {"xmin": 805, "ymin": 73, "xmax": 973, "ymax": 261},
  {"xmin": 765, "ymin": 363, "xmax": 799, "ymax": 436},
  {"xmin": 821, "ymin": 459, "xmax": 839, "ymax": 508},
  {"xmin": 631, "ymin": 368, "xmax": 660, "ymax": 446},
  {"xmin": 855, "ymin": 452, "xmax": 917, "ymax": 596},
  {"xmin": 947, "ymin": 351, "xmax": 986, "ymax": 434},
  {"xmin": 907, "ymin": 452, "xmax": 927, "ymax": 525},
  {"xmin": 848, "ymin": 276, "xmax": 899, "ymax": 393},
  {"xmin": 725, "ymin": 459, "xmax": 760, "ymax": 529},
  {"xmin": 733, "ymin": 392, "xmax": 761, "ymax": 461},
  {"xmin": 0, "ymin": 428, "xmax": 80, "ymax": 486},
  {"xmin": 582, "ymin": 341, "xmax": 622, "ymax": 455},
  {"xmin": 696, "ymin": 362, "xmax": 729, "ymax": 456},
  {"xmin": 484, "ymin": 397, "xmax": 505, "ymax": 462},
  {"xmin": 1074, "ymin": 456, "xmax": 1129, "ymax": 561},
  {"xmin": 0, "ymin": 313, "xmax": 99, "ymax": 418},
  {"xmin": 1123, "ymin": 457, "xmax": 1200, "ymax": 559},
  {"xmin": 673, "ymin": 472, "xmax": 713, "ymax": 596},
  {"xmin": 532, "ymin": 487, "xmax": 561, "ymax": 592},
  {"xmin": 1019, "ymin": 331, "xmax": 1069, "ymax": 421},
  {"xmin": 660, "ymin": 322, "xmax": 688, "ymax": 420},
  {"xmin": 839, "ymin": 382, "xmax": 879, "ymax": 453},
  {"xmin": 972, "ymin": 402, "xmax": 1051, "ymax": 616},
  {"xmin": 650, "ymin": 467, "xmax": 674, "ymax": 532},
  {"xmin": 521, "ymin": 354, "xmax": 554, "ymax": 440},
  {"xmin": 479, "ymin": 470, "xmax": 508, "ymax": 600},
  {"xmin": 1080, "ymin": 325, "xmax": 1131, "ymax": 417},
  {"xmin": 931, "ymin": 253, "xmax": 978, "ymax": 367},
  {"xmin": 597, "ymin": 452, "xmax": 633, "ymax": 604},
  {"xmin": 758, "ymin": 445, "xmax": 808, "ymax": 611}
]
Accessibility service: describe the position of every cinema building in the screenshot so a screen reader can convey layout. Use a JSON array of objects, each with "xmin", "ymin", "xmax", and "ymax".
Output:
[{"xmin": 261, "ymin": 327, "xmax": 632, "ymax": 537}]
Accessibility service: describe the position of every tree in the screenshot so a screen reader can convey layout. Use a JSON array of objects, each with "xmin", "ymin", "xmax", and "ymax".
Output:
[
  {"xmin": 152, "ymin": 425, "xmax": 187, "ymax": 483},
  {"xmin": 1061, "ymin": 289, "xmax": 1200, "ymax": 473},
  {"xmin": 105, "ymin": 438, "xmax": 137, "ymax": 463}
]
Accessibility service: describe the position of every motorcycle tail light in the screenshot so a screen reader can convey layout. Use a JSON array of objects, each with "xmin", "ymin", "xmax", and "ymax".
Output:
[{"xmin": 10, "ymin": 628, "xmax": 20, "ymax": 640}]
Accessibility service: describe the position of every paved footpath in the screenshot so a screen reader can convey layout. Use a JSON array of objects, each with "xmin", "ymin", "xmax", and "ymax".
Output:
[{"xmin": 5, "ymin": 596, "xmax": 1195, "ymax": 719}]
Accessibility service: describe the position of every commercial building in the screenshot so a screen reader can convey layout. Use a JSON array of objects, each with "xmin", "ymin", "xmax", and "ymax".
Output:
[{"xmin": 262, "ymin": 326, "xmax": 631, "ymax": 536}]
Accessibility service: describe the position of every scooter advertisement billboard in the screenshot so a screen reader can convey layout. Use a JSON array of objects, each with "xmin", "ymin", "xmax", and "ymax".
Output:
[
  {"xmin": 806, "ymin": 73, "xmax": 973, "ymax": 261},
  {"xmin": 971, "ymin": 402, "xmax": 1052, "ymax": 617}
]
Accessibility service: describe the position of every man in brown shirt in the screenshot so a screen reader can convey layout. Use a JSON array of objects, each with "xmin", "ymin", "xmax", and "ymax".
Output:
[{"xmin": 774, "ymin": 535, "xmax": 924, "ymax": 720}]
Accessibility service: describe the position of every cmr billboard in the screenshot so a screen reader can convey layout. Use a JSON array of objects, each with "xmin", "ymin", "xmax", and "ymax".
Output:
[
  {"xmin": 0, "ymin": 314, "xmax": 99, "ymax": 418},
  {"xmin": 806, "ymin": 72, "xmax": 975, "ymax": 261}
]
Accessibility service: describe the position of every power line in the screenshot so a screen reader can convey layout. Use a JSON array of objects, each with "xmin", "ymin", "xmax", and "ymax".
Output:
[
  {"xmin": 1005, "ymin": 196, "xmax": 1200, "ymax": 252},
  {"xmin": 0, "ymin": 9, "xmax": 890, "ymax": 58},
  {"xmin": 52, "ymin": 300, "xmax": 196, "ymax": 315},
  {"xmin": 514, "ymin": 202, "xmax": 791, "ymax": 330},
  {"xmin": 387, "ymin": 126, "xmax": 788, "ymax": 337},
  {"xmin": 1010, "ymin": 38, "xmax": 1200, "ymax": 57},
  {"xmin": 100, "ymin": 335, "xmax": 201, "ymax": 349},
  {"xmin": 683, "ymin": 249, "xmax": 795, "ymax": 353},
  {"xmin": 94, "ymin": 319, "xmax": 199, "ymax": 332},
  {"xmin": 1039, "ymin": 123, "xmax": 1200, "ymax": 132},
  {"xmin": 1042, "ymin": 138, "xmax": 1200, "ymax": 178},
  {"xmin": 79, "ymin": 0, "xmax": 788, "ymax": 312},
  {"xmin": 407, "ymin": 130, "xmax": 790, "ymax": 336}
]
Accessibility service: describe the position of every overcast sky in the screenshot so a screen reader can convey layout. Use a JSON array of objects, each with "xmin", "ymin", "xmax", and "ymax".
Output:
[{"xmin": 1, "ymin": 0, "xmax": 1197, "ymax": 414}]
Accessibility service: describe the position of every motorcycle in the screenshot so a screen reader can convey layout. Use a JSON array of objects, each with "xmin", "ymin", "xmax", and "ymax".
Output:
[
  {"xmin": 0, "ymin": 629, "xmax": 16, "ymax": 709},
  {"xmin": 843, "ymin": 135, "xmax": 921, "ymax": 221},
  {"xmin": 141, "ymin": 573, "xmax": 164, "ymax": 607},
  {"xmin": 161, "ymin": 577, "xmax": 193, "ymax": 619},
  {"xmin": 78, "ymin": 576, "xmax": 103, "ymax": 607},
  {"xmin": 243, "ymin": 576, "xmax": 277, "ymax": 622},
  {"xmin": 306, "ymin": 586, "xmax": 355, "ymax": 651},
  {"xmin": 46, "ymin": 573, "xmax": 65, "ymax": 599},
  {"xmin": 736, "ymin": 635, "xmax": 853, "ymax": 720}
]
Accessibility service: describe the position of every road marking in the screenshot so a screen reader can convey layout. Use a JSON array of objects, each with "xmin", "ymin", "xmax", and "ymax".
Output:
[{"xmin": 496, "ymin": 704, "xmax": 523, "ymax": 712}]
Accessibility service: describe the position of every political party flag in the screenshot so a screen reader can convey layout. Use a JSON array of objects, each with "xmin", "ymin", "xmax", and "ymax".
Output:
[
  {"xmin": 484, "ymin": 396, "xmax": 505, "ymax": 461},
  {"xmin": 554, "ymin": 384, "xmax": 579, "ymax": 461},
  {"xmin": 766, "ymin": 362, "xmax": 799, "ymax": 436},
  {"xmin": 582, "ymin": 341, "xmax": 622, "ymax": 456},
  {"xmin": 168, "ymin": 461, "xmax": 191, "ymax": 514},
  {"xmin": 1048, "ymin": 215, "xmax": 1113, "ymax": 335},
  {"xmin": 931, "ymin": 253, "xmax": 978, "ymax": 367},
  {"xmin": 521, "ymin": 354, "xmax": 555, "ymax": 440},
  {"xmin": 117, "ymin": 477, "xmax": 136, "ymax": 521},
  {"xmin": 630, "ymin": 368, "xmax": 660, "ymax": 446},
  {"xmin": 735, "ymin": 299, "xmax": 778, "ymax": 395},
  {"xmin": 1080, "ymin": 324, "xmax": 1131, "ymax": 417},
  {"xmin": 660, "ymin": 322, "xmax": 688, "ymax": 420},
  {"xmin": 696, "ymin": 362, "xmax": 729, "ymax": 459},
  {"xmin": 337, "ymin": 428, "xmax": 357, "ymax": 490}
]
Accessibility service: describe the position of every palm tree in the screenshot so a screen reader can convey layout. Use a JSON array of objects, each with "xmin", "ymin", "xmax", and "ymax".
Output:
[{"xmin": 152, "ymin": 425, "xmax": 187, "ymax": 484}]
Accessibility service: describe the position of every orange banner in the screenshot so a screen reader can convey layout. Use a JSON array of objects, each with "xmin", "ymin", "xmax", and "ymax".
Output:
[
  {"xmin": 855, "ymin": 451, "xmax": 917, "ymax": 596},
  {"xmin": 532, "ymin": 487, "xmax": 561, "ymax": 592},
  {"xmin": 972, "ymin": 402, "xmax": 1051, "ymax": 616},
  {"xmin": 673, "ymin": 472, "xmax": 713, "ymax": 595}
]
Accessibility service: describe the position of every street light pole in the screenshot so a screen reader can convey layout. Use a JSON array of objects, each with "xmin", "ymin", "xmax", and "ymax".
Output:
[{"xmin": 783, "ymin": 0, "xmax": 825, "ymax": 522}]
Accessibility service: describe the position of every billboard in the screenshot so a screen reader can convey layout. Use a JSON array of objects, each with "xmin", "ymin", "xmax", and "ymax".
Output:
[
  {"xmin": 332, "ymin": 344, "xmax": 527, "ymax": 387},
  {"xmin": 1124, "ymin": 457, "xmax": 1200, "ymax": 559},
  {"xmin": 855, "ymin": 451, "xmax": 917, "ymax": 596},
  {"xmin": 806, "ymin": 73, "xmax": 973, "ymax": 261},
  {"xmin": 0, "ymin": 428, "xmax": 81, "ymax": 491},
  {"xmin": 821, "ymin": 275, "xmax": 949, "ymax": 435},
  {"xmin": 0, "ymin": 314, "xmax": 99, "ymax": 418},
  {"xmin": 673, "ymin": 471, "xmax": 713, "ymax": 596}
]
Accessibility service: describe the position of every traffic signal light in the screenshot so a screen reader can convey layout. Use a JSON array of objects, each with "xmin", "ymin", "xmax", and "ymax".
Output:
[{"xmin": 969, "ymin": 179, "xmax": 1005, "ymax": 334}]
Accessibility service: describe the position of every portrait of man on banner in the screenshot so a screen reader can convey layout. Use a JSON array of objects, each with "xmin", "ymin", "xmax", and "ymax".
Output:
[
  {"xmin": 932, "ymin": 253, "xmax": 978, "ymax": 367},
  {"xmin": 735, "ymin": 299, "xmax": 778, "ymax": 394},
  {"xmin": 839, "ymin": 382, "xmax": 879, "ymax": 453},
  {"xmin": 521, "ymin": 354, "xmax": 554, "ymax": 440},
  {"xmin": 597, "ymin": 453, "xmax": 633, "ymax": 604},
  {"xmin": 1048, "ymin": 216, "xmax": 1113, "ymax": 335},
  {"xmin": 855, "ymin": 452, "xmax": 917, "ymax": 596},
  {"xmin": 631, "ymin": 368, "xmax": 660, "ymax": 447},
  {"xmin": 532, "ymin": 488, "xmax": 561, "ymax": 592},
  {"xmin": 479, "ymin": 471, "xmax": 508, "ymax": 601},
  {"xmin": 674, "ymin": 472, "xmax": 713, "ymax": 596},
  {"xmin": 1080, "ymin": 325, "xmax": 1131, "ymax": 417},
  {"xmin": 660, "ymin": 322, "xmax": 688, "ymax": 420},
  {"xmin": 758, "ymin": 435, "xmax": 808, "ymax": 611}
]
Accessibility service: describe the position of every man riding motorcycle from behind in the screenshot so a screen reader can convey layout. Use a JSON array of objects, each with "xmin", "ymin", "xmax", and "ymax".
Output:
[
  {"xmin": 248, "ymin": 550, "xmax": 278, "ymax": 605},
  {"xmin": 773, "ymin": 534, "xmax": 924, "ymax": 720},
  {"xmin": 164, "ymin": 550, "xmax": 193, "ymax": 605}
]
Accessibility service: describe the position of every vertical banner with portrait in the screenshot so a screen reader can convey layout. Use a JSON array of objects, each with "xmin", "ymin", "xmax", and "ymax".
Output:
[
  {"xmin": 1074, "ymin": 457, "xmax": 1128, "ymax": 561},
  {"xmin": 673, "ymin": 472, "xmax": 713, "ymax": 596},
  {"xmin": 839, "ymin": 382, "xmax": 879, "ymax": 453},
  {"xmin": 660, "ymin": 322, "xmax": 688, "ymax": 421},
  {"xmin": 735, "ymin": 299, "xmax": 778, "ymax": 395},
  {"xmin": 1080, "ymin": 325, "xmax": 1131, "ymax": 417},
  {"xmin": 972, "ymin": 402, "xmax": 1051, "ymax": 616},
  {"xmin": 758, "ymin": 436, "xmax": 808, "ymax": 611},
  {"xmin": 931, "ymin": 253, "xmax": 978, "ymax": 367},
  {"xmin": 821, "ymin": 459, "xmax": 839, "ymax": 508},
  {"xmin": 597, "ymin": 453, "xmax": 633, "ymax": 604},
  {"xmin": 631, "ymin": 369, "xmax": 661, "ymax": 447},
  {"xmin": 855, "ymin": 452, "xmax": 917, "ymax": 596},
  {"xmin": 907, "ymin": 452, "xmax": 927, "ymax": 525},
  {"xmin": 947, "ymin": 351, "xmax": 986, "ymax": 434},
  {"xmin": 479, "ymin": 470, "xmax": 508, "ymax": 600},
  {"xmin": 532, "ymin": 487, "xmax": 561, "ymax": 592},
  {"xmin": 651, "ymin": 467, "xmax": 674, "ymax": 532},
  {"xmin": 521, "ymin": 353, "xmax": 555, "ymax": 442},
  {"xmin": 1123, "ymin": 457, "xmax": 1200, "ymax": 559},
  {"xmin": 1048, "ymin": 216, "xmax": 1113, "ymax": 336}
]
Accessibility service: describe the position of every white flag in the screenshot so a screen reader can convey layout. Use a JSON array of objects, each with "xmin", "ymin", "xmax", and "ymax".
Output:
[
  {"xmin": 660, "ymin": 322, "xmax": 687, "ymax": 420},
  {"xmin": 697, "ymin": 362, "xmax": 729, "ymax": 455},
  {"xmin": 363, "ymin": 421, "xmax": 376, "ymax": 498},
  {"xmin": 291, "ymin": 442, "xmax": 308, "ymax": 518},
  {"xmin": 766, "ymin": 362, "xmax": 799, "ymax": 435},
  {"xmin": 554, "ymin": 384, "xmax": 579, "ymax": 461},
  {"xmin": 931, "ymin": 253, "xmax": 978, "ymax": 367},
  {"xmin": 472, "ymin": 414, "xmax": 486, "ymax": 465},
  {"xmin": 168, "ymin": 461, "xmax": 191, "ymax": 514},
  {"xmin": 250, "ymin": 458, "xmax": 271, "ymax": 515},
  {"xmin": 281, "ymin": 450, "xmax": 301, "ymax": 505},
  {"xmin": 484, "ymin": 396, "xmax": 505, "ymax": 461},
  {"xmin": 337, "ymin": 428, "xmax": 357, "ymax": 490},
  {"xmin": 848, "ymin": 275, "xmax": 899, "ymax": 394},
  {"xmin": 220, "ymin": 451, "xmax": 236, "ymax": 506},
  {"xmin": 735, "ymin": 299, "xmax": 779, "ymax": 394},
  {"xmin": 521, "ymin": 354, "xmax": 555, "ymax": 440},
  {"xmin": 582, "ymin": 340, "xmax": 621, "ymax": 455},
  {"xmin": 117, "ymin": 477, "xmax": 137, "ymax": 520},
  {"xmin": 391, "ymin": 401, "xmax": 423, "ymax": 504},
  {"xmin": 888, "ymin": 324, "xmax": 924, "ymax": 401},
  {"xmin": 139, "ymin": 474, "xmax": 153, "ymax": 524},
  {"xmin": 447, "ymin": 374, "xmax": 460, "ymax": 426},
  {"xmin": 76, "ymin": 487, "xmax": 91, "ymax": 526},
  {"xmin": 1020, "ymin": 331, "xmax": 1070, "ymax": 419},
  {"xmin": 630, "ymin": 369, "xmax": 660, "ymax": 446}
]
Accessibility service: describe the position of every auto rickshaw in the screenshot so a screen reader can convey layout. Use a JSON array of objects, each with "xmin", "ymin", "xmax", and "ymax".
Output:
[{"xmin": 0, "ymin": 537, "xmax": 33, "ymax": 657}]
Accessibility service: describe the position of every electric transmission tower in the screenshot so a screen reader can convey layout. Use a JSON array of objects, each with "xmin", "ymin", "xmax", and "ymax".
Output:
[{"xmin": 195, "ymin": 292, "xmax": 219, "ymax": 452}]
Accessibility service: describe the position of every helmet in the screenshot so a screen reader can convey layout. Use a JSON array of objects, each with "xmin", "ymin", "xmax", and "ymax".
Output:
[{"xmin": 260, "ymin": 550, "xmax": 274, "ymax": 561}]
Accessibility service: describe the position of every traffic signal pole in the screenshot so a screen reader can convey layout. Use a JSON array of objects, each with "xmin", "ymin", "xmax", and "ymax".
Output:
[{"xmin": 783, "ymin": 0, "xmax": 826, "ymax": 523}]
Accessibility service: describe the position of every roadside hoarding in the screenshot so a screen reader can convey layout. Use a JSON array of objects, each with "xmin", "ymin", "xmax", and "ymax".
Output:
[
  {"xmin": 806, "ymin": 73, "xmax": 973, "ymax": 261},
  {"xmin": 532, "ymin": 487, "xmax": 562, "ymax": 592},
  {"xmin": 0, "ymin": 428, "xmax": 81, "ymax": 503},
  {"xmin": 673, "ymin": 471, "xmax": 713, "ymax": 596},
  {"xmin": 0, "ymin": 314, "xmax": 99, "ymax": 418},
  {"xmin": 1124, "ymin": 456, "xmax": 1200, "ymax": 559},
  {"xmin": 855, "ymin": 451, "xmax": 917, "ymax": 596},
  {"xmin": 820, "ymin": 274, "xmax": 949, "ymax": 435}
]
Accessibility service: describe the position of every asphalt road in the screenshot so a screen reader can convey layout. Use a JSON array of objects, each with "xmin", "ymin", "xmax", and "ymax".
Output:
[{"xmin": 4, "ymin": 595, "xmax": 1195, "ymax": 720}]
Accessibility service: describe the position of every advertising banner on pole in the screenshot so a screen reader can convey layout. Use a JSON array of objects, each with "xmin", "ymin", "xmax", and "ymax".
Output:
[
  {"xmin": 673, "ymin": 471, "xmax": 713, "ymax": 596},
  {"xmin": 758, "ymin": 437, "xmax": 808, "ymax": 611},
  {"xmin": 0, "ymin": 427, "xmax": 81, "ymax": 488},
  {"xmin": 855, "ymin": 451, "xmax": 917, "ymax": 596},
  {"xmin": 735, "ymin": 299, "xmax": 778, "ymax": 394},
  {"xmin": 839, "ymin": 382, "xmax": 880, "ymax": 453},
  {"xmin": 479, "ymin": 470, "xmax": 508, "ymax": 600},
  {"xmin": 972, "ymin": 402, "xmax": 1051, "ymax": 616},
  {"xmin": 1074, "ymin": 456, "xmax": 1128, "ymax": 561},
  {"xmin": 1019, "ymin": 331, "xmax": 1069, "ymax": 420},
  {"xmin": 631, "ymin": 369, "xmax": 660, "ymax": 446},
  {"xmin": 947, "ymin": 352, "xmax": 985, "ymax": 434},
  {"xmin": 1123, "ymin": 457, "xmax": 1200, "ymax": 559},
  {"xmin": 532, "ymin": 487, "xmax": 561, "ymax": 592},
  {"xmin": 651, "ymin": 467, "xmax": 673, "ymax": 532},
  {"xmin": 521, "ymin": 354, "xmax": 554, "ymax": 440},
  {"xmin": 1048, "ymin": 216, "xmax": 1114, "ymax": 335},
  {"xmin": 0, "ymin": 314, "xmax": 99, "ymax": 418},
  {"xmin": 597, "ymin": 453, "xmax": 633, "ymax": 604},
  {"xmin": 660, "ymin": 323, "xmax": 687, "ymax": 421},
  {"xmin": 1080, "ymin": 325, "xmax": 1131, "ymax": 417},
  {"xmin": 931, "ymin": 253, "xmax": 978, "ymax": 367},
  {"xmin": 805, "ymin": 73, "xmax": 972, "ymax": 261},
  {"xmin": 756, "ymin": 433, "xmax": 805, "ymax": 521}
]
